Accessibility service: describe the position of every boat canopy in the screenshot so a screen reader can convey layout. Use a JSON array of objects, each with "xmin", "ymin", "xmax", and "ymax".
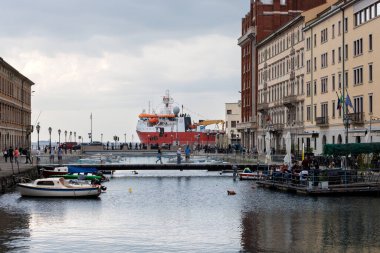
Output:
[
  {"xmin": 68, "ymin": 166, "xmax": 98, "ymax": 174},
  {"xmin": 323, "ymin": 142, "xmax": 380, "ymax": 156}
]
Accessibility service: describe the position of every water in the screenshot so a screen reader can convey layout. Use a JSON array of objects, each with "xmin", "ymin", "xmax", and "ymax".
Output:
[{"xmin": 1, "ymin": 170, "xmax": 380, "ymax": 252}]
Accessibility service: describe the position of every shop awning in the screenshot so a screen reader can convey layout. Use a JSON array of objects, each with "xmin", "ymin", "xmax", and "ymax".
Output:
[{"xmin": 323, "ymin": 142, "xmax": 380, "ymax": 155}]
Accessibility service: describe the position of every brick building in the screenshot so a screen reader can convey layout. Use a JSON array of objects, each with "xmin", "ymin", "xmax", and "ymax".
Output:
[{"xmin": 237, "ymin": 0, "xmax": 326, "ymax": 152}]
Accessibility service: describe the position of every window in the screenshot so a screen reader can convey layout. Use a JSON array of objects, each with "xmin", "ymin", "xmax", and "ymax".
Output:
[
  {"xmin": 306, "ymin": 60, "xmax": 311, "ymax": 73},
  {"xmin": 227, "ymin": 110, "xmax": 232, "ymax": 114},
  {"xmin": 321, "ymin": 77, "xmax": 328, "ymax": 93},
  {"xmin": 321, "ymin": 28, "xmax": 328, "ymax": 43},
  {"xmin": 332, "ymin": 49, "xmax": 335, "ymax": 65},
  {"xmin": 321, "ymin": 53, "xmax": 328, "ymax": 68},
  {"xmin": 307, "ymin": 106, "xmax": 311, "ymax": 121},
  {"xmin": 332, "ymin": 101, "xmax": 336, "ymax": 118},
  {"xmin": 231, "ymin": 121, "xmax": 237, "ymax": 127},
  {"xmin": 306, "ymin": 37, "xmax": 311, "ymax": 50},
  {"xmin": 314, "ymin": 104, "xmax": 317, "ymax": 121},
  {"xmin": 369, "ymin": 34, "xmax": 373, "ymax": 51},
  {"xmin": 369, "ymin": 63, "xmax": 373, "ymax": 82},
  {"xmin": 345, "ymin": 44, "xmax": 348, "ymax": 60},
  {"xmin": 338, "ymin": 72, "xmax": 342, "ymax": 89},
  {"xmin": 306, "ymin": 82, "xmax": 311, "ymax": 97},
  {"xmin": 338, "ymin": 21, "xmax": 341, "ymax": 35},
  {"xmin": 314, "ymin": 80, "xmax": 317, "ymax": 95},
  {"xmin": 332, "ymin": 24, "xmax": 335, "ymax": 38},
  {"xmin": 345, "ymin": 71, "xmax": 349, "ymax": 88},
  {"xmin": 338, "ymin": 47, "xmax": 342, "ymax": 62},
  {"xmin": 332, "ymin": 74, "xmax": 336, "ymax": 90},
  {"xmin": 314, "ymin": 34, "xmax": 317, "ymax": 47},
  {"xmin": 354, "ymin": 38, "xmax": 363, "ymax": 56},
  {"xmin": 314, "ymin": 57, "xmax": 317, "ymax": 71},
  {"xmin": 369, "ymin": 93, "xmax": 373, "ymax": 114},
  {"xmin": 353, "ymin": 67, "xmax": 363, "ymax": 85},
  {"xmin": 344, "ymin": 17, "xmax": 348, "ymax": 32}
]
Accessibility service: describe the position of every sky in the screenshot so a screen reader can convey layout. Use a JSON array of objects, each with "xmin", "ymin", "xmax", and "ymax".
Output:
[{"xmin": 0, "ymin": 0, "xmax": 247, "ymax": 143}]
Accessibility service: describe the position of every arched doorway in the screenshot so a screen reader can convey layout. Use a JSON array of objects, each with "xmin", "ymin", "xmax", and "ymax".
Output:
[{"xmin": 338, "ymin": 134, "xmax": 342, "ymax": 144}]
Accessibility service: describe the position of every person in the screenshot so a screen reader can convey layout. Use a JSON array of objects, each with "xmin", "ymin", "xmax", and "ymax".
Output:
[
  {"xmin": 185, "ymin": 145, "xmax": 191, "ymax": 161},
  {"xmin": 13, "ymin": 147, "xmax": 20, "ymax": 166},
  {"xmin": 8, "ymin": 146, "xmax": 14, "ymax": 163},
  {"xmin": 3, "ymin": 149, "xmax": 7, "ymax": 162},
  {"xmin": 36, "ymin": 148, "xmax": 41, "ymax": 163},
  {"xmin": 49, "ymin": 146, "xmax": 55, "ymax": 163},
  {"xmin": 58, "ymin": 147, "xmax": 63, "ymax": 164},
  {"xmin": 25, "ymin": 148, "xmax": 32, "ymax": 164},
  {"xmin": 176, "ymin": 148, "xmax": 182, "ymax": 164},
  {"xmin": 156, "ymin": 147, "xmax": 163, "ymax": 164}
]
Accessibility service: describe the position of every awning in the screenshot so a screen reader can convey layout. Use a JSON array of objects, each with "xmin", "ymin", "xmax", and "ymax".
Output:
[{"xmin": 323, "ymin": 142, "xmax": 380, "ymax": 155}]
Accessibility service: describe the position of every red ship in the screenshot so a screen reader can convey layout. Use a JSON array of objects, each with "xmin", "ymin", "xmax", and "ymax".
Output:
[{"xmin": 136, "ymin": 91, "xmax": 225, "ymax": 146}]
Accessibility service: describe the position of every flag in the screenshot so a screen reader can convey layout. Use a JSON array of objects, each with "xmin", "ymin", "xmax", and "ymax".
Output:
[
  {"xmin": 336, "ymin": 91, "xmax": 341, "ymax": 110},
  {"xmin": 345, "ymin": 89, "xmax": 353, "ymax": 108}
]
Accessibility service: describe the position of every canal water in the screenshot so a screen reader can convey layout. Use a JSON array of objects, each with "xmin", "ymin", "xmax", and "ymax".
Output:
[{"xmin": 1, "ymin": 170, "xmax": 380, "ymax": 253}]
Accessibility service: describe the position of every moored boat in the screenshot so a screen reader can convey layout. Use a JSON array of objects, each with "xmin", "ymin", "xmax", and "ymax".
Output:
[
  {"xmin": 239, "ymin": 168, "xmax": 266, "ymax": 180},
  {"xmin": 18, "ymin": 178, "xmax": 102, "ymax": 198}
]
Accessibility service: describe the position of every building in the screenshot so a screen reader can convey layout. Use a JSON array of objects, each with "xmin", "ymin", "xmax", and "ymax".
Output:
[
  {"xmin": 225, "ymin": 101, "xmax": 242, "ymax": 147},
  {"xmin": 238, "ymin": 0, "xmax": 326, "ymax": 152},
  {"xmin": 0, "ymin": 58, "xmax": 34, "ymax": 150},
  {"xmin": 303, "ymin": 0, "xmax": 380, "ymax": 154}
]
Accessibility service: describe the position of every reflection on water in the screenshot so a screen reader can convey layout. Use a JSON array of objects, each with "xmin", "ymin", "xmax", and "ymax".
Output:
[{"xmin": 1, "ymin": 171, "xmax": 380, "ymax": 252}]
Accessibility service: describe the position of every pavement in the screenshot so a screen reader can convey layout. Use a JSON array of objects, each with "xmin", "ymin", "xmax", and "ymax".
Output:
[{"xmin": 0, "ymin": 158, "xmax": 36, "ymax": 177}]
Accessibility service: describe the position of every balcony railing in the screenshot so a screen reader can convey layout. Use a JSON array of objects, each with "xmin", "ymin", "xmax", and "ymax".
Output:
[
  {"xmin": 348, "ymin": 112, "xmax": 364, "ymax": 124},
  {"xmin": 257, "ymin": 102, "xmax": 269, "ymax": 112},
  {"xmin": 316, "ymin": 116, "xmax": 329, "ymax": 126}
]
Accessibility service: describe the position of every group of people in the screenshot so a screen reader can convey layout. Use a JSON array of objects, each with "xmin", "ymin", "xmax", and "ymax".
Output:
[
  {"xmin": 2, "ymin": 146, "xmax": 32, "ymax": 165},
  {"xmin": 155, "ymin": 145, "xmax": 192, "ymax": 164}
]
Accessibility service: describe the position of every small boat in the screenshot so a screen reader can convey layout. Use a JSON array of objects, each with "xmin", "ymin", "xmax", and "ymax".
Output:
[
  {"xmin": 40, "ymin": 166, "xmax": 68, "ymax": 178},
  {"xmin": 239, "ymin": 168, "xmax": 265, "ymax": 180},
  {"xmin": 17, "ymin": 178, "xmax": 102, "ymax": 198}
]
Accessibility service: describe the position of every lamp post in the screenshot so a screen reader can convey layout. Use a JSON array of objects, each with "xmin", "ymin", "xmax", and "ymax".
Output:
[
  {"xmin": 36, "ymin": 123, "xmax": 41, "ymax": 150},
  {"xmin": 101, "ymin": 133, "xmax": 103, "ymax": 144},
  {"xmin": 48, "ymin": 127, "xmax": 52, "ymax": 148},
  {"xmin": 69, "ymin": 131, "xmax": 72, "ymax": 142},
  {"xmin": 74, "ymin": 132, "xmax": 76, "ymax": 142},
  {"xmin": 343, "ymin": 114, "xmax": 351, "ymax": 144},
  {"xmin": 58, "ymin": 129, "xmax": 61, "ymax": 145},
  {"xmin": 147, "ymin": 134, "xmax": 150, "ymax": 149},
  {"xmin": 64, "ymin": 130, "xmax": 67, "ymax": 142},
  {"xmin": 124, "ymin": 133, "xmax": 126, "ymax": 144}
]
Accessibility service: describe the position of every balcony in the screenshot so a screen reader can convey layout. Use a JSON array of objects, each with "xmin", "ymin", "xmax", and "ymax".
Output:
[
  {"xmin": 348, "ymin": 112, "xmax": 364, "ymax": 124},
  {"xmin": 268, "ymin": 123, "xmax": 284, "ymax": 134},
  {"xmin": 316, "ymin": 116, "xmax": 329, "ymax": 127},
  {"xmin": 283, "ymin": 95, "xmax": 298, "ymax": 107},
  {"xmin": 257, "ymin": 102, "xmax": 269, "ymax": 112}
]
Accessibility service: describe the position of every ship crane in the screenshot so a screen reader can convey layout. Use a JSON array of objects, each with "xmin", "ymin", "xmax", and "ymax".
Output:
[{"xmin": 194, "ymin": 120, "xmax": 225, "ymax": 131}]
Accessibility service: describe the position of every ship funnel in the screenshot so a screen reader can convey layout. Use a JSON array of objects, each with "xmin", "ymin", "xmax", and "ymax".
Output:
[{"xmin": 173, "ymin": 106, "xmax": 180, "ymax": 116}]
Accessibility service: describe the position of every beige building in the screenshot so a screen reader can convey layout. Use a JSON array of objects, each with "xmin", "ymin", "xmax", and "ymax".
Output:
[
  {"xmin": 225, "ymin": 102, "xmax": 241, "ymax": 147},
  {"xmin": 257, "ymin": 15, "xmax": 306, "ymax": 155},
  {"xmin": 0, "ymin": 58, "xmax": 34, "ymax": 150},
  {"xmin": 303, "ymin": 0, "xmax": 380, "ymax": 154}
]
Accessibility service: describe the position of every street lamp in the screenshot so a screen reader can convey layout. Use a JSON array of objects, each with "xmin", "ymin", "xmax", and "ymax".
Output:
[
  {"xmin": 36, "ymin": 123, "xmax": 41, "ymax": 150},
  {"xmin": 74, "ymin": 132, "xmax": 76, "ymax": 142},
  {"xmin": 101, "ymin": 133, "xmax": 103, "ymax": 144},
  {"xmin": 48, "ymin": 127, "xmax": 52, "ymax": 148},
  {"xmin": 69, "ymin": 131, "xmax": 72, "ymax": 142},
  {"xmin": 124, "ymin": 133, "xmax": 126, "ymax": 144},
  {"xmin": 343, "ymin": 114, "xmax": 352, "ymax": 144},
  {"xmin": 58, "ymin": 129, "xmax": 61, "ymax": 145},
  {"xmin": 64, "ymin": 130, "xmax": 67, "ymax": 142}
]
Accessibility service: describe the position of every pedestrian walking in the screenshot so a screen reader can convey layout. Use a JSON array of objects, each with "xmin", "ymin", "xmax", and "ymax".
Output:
[
  {"xmin": 58, "ymin": 147, "xmax": 63, "ymax": 164},
  {"xmin": 13, "ymin": 148, "xmax": 20, "ymax": 166},
  {"xmin": 49, "ymin": 147, "xmax": 55, "ymax": 163},
  {"xmin": 3, "ymin": 149, "xmax": 8, "ymax": 162},
  {"xmin": 8, "ymin": 146, "xmax": 14, "ymax": 163},
  {"xmin": 156, "ymin": 147, "xmax": 163, "ymax": 164},
  {"xmin": 176, "ymin": 147, "xmax": 182, "ymax": 164},
  {"xmin": 185, "ymin": 145, "xmax": 191, "ymax": 162},
  {"xmin": 25, "ymin": 148, "xmax": 32, "ymax": 164}
]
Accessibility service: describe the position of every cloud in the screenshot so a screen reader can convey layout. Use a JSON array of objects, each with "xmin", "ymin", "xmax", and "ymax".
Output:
[{"xmin": 0, "ymin": 0, "xmax": 246, "ymax": 142}]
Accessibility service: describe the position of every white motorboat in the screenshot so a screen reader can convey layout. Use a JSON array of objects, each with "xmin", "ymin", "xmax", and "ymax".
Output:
[{"xmin": 18, "ymin": 178, "xmax": 102, "ymax": 198}]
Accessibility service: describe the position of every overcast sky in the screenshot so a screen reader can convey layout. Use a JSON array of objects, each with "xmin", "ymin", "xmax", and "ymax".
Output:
[{"xmin": 0, "ymin": 0, "xmax": 246, "ymax": 143}]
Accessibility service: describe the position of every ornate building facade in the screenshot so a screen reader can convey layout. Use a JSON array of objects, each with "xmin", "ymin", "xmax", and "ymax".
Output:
[{"xmin": 0, "ymin": 58, "xmax": 34, "ymax": 150}]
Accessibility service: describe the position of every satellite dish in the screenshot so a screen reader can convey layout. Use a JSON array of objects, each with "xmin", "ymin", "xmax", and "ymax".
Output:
[{"xmin": 173, "ymin": 106, "xmax": 180, "ymax": 116}]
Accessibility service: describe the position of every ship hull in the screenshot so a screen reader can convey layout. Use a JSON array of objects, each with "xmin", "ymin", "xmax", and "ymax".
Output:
[{"xmin": 136, "ymin": 131, "xmax": 217, "ymax": 145}]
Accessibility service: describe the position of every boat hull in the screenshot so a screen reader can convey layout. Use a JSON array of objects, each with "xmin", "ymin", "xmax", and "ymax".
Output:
[
  {"xmin": 17, "ymin": 184, "xmax": 101, "ymax": 198},
  {"xmin": 239, "ymin": 172, "xmax": 265, "ymax": 180}
]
